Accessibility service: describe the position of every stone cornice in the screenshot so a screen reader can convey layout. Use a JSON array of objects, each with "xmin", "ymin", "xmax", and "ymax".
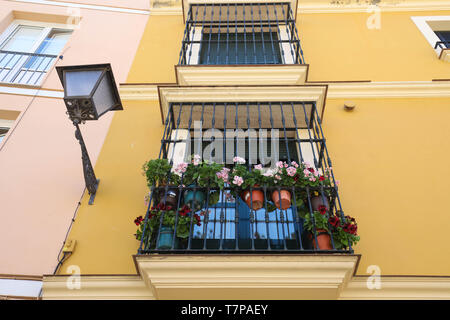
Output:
[
  {"xmin": 149, "ymin": 1, "xmax": 450, "ymax": 16},
  {"xmin": 42, "ymin": 275, "xmax": 155, "ymax": 300},
  {"xmin": 119, "ymin": 80, "xmax": 450, "ymax": 102},
  {"xmin": 340, "ymin": 276, "xmax": 450, "ymax": 300},
  {"xmin": 135, "ymin": 254, "xmax": 360, "ymax": 300}
]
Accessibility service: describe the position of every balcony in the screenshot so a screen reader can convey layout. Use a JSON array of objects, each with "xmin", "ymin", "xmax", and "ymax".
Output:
[
  {"xmin": 0, "ymin": 50, "xmax": 58, "ymax": 86},
  {"xmin": 134, "ymin": 99, "xmax": 360, "ymax": 299},
  {"xmin": 176, "ymin": 2, "xmax": 309, "ymax": 85},
  {"xmin": 136, "ymin": 101, "xmax": 358, "ymax": 255}
]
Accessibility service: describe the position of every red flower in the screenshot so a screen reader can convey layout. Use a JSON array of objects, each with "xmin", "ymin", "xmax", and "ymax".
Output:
[
  {"xmin": 319, "ymin": 176, "xmax": 325, "ymax": 181},
  {"xmin": 318, "ymin": 205, "xmax": 327, "ymax": 215},
  {"xmin": 134, "ymin": 216, "xmax": 143, "ymax": 226},
  {"xmin": 308, "ymin": 168, "xmax": 315, "ymax": 173},
  {"xmin": 178, "ymin": 205, "xmax": 191, "ymax": 217},
  {"xmin": 329, "ymin": 216, "xmax": 340, "ymax": 227}
]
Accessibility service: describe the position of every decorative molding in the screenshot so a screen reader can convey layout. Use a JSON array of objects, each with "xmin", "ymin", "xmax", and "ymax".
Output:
[
  {"xmin": 42, "ymin": 275, "xmax": 155, "ymax": 300},
  {"xmin": 298, "ymin": 1, "xmax": 450, "ymax": 14},
  {"xmin": 120, "ymin": 81, "xmax": 450, "ymax": 105},
  {"xmin": 7, "ymin": 0, "xmax": 150, "ymax": 15},
  {"xmin": 175, "ymin": 65, "xmax": 309, "ymax": 86},
  {"xmin": 340, "ymin": 276, "xmax": 450, "ymax": 300},
  {"xmin": 119, "ymin": 84, "xmax": 160, "ymax": 101},
  {"xmin": 325, "ymin": 81, "xmax": 450, "ymax": 99},
  {"xmin": 135, "ymin": 254, "xmax": 359, "ymax": 300},
  {"xmin": 157, "ymin": 84, "xmax": 327, "ymax": 124}
]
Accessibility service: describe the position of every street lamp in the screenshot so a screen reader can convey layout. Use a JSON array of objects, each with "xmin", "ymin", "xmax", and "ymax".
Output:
[{"xmin": 57, "ymin": 63, "xmax": 123, "ymax": 204}]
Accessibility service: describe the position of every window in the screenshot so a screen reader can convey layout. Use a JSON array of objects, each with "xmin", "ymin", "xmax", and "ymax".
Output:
[
  {"xmin": 0, "ymin": 21, "xmax": 72, "ymax": 85},
  {"xmin": 412, "ymin": 16, "xmax": 450, "ymax": 59},
  {"xmin": 435, "ymin": 30, "xmax": 450, "ymax": 49},
  {"xmin": 199, "ymin": 31, "xmax": 282, "ymax": 65},
  {"xmin": 179, "ymin": 3, "xmax": 303, "ymax": 65},
  {"xmin": 0, "ymin": 118, "xmax": 15, "ymax": 144}
]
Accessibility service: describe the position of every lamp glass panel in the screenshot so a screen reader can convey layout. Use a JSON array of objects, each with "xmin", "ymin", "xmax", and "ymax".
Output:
[
  {"xmin": 65, "ymin": 70, "xmax": 102, "ymax": 97},
  {"xmin": 92, "ymin": 73, "xmax": 115, "ymax": 117}
]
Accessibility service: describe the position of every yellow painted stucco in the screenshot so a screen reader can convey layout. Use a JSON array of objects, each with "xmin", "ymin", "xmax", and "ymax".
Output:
[{"xmin": 57, "ymin": 8, "xmax": 450, "ymax": 277}]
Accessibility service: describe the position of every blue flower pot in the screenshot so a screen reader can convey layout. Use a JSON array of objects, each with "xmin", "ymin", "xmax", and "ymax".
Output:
[
  {"xmin": 156, "ymin": 226, "xmax": 174, "ymax": 249},
  {"xmin": 183, "ymin": 185, "xmax": 206, "ymax": 209}
]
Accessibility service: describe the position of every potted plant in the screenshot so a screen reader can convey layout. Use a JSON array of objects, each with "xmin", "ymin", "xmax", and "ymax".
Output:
[
  {"xmin": 329, "ymin": 214, "xmax": 360, "ymax": 250},
  {"xmin": 134, "ymin": 203, "xmax": 202, "ymax": 249},
  {"xmin": 265, "ymin": 161, "xmax": 302, "ymax": 210},
  {"xmin": 175, "ymin": 155, "xmax": 224, "ymax": 209},
  {"xmin": 227, "ymin": 157, "xmax": 266, "ymax": 210},
  {"xmin": 303, "ymin": 204, "xmax": 333, "ymax": 250},
  {"xmin": 143, "ymin": 158, "xmax": 180, "ymax": 208}
]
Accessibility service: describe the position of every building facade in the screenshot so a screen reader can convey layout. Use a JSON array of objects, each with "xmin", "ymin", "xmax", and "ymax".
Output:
[
  {"xmin": 18, "ymin": 0, "xmax": 450, "ymax": 299},
  {"xmin": 0, "ymin": 0, "xmax": 149, "ymax": 299}
]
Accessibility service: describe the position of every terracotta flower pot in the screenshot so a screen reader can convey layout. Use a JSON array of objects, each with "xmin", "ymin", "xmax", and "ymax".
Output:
[
  {"xmin": 241, "ymin": 185, "xmax": 264, "ymax": 210},
  {"xmin": 310, "ymin": 195, "xmax": 329, "ymax": 211},
  {"xmin": 309, "ymin": 229, "xmax": 333, "ymax": 250},
  {"xmin": 271, "ymin": 189, "xmax": 292, "ymax": 210}
]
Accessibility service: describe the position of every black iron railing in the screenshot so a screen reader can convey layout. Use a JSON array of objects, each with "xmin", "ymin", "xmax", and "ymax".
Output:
[
  {"xmin": 138, "ymin": 102, "xmax": 354, "ymax": 254},
  {"xmin": 435, "ymin": 41, "xmax": 450, "ymax": 49},
  {"xmin": 0, "ymin": 50, "xmax": 58, "ymax": 85},
  {"xmin": 178, "ymin": 2, "xmax": 304, "ymax": 65}
]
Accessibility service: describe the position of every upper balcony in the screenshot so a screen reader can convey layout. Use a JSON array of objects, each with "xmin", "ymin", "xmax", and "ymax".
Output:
[{"xmin": 176, "ymin": 1, "xmax": 309, "ymax": 85}]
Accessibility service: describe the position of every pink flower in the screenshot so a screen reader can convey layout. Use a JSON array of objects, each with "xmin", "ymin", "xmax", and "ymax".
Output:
[
  {"xmin": 233, "ymin": 156, "xmax": 246, "ymax": 164},
  {"xmin": 192, "ymin": 154, "xmax": 201, "ymax": 166},
  {"xmin": 284, "ymin": 163, "xmax": 288, "ymax": 168},
  {"xmin": 302, "ymin": 161, "xmax": 311, "ymax": 169},
  {"xmin": 287, "ymin": 167, "xmax": 297, "ymax": 177},
  {"xmin": 263, "ymin": 169, "xmax": 275, "ymax": 177},
  {"xmin": 254, "ymin": 164, "xmax": 263, "ymax": 170},
  {"xmin": 275, "ymin": 175, "xmax": 281, "ymax": 180},
  {"xmin": 276, "ymin": 161, "xmax": 284, "ymax": 168},
  {"xmin": 309, "ymin": 177, "xmax": 316, "ymax": 182},
  {"xmin": 232, "ymin": 175, "xmax": 244, "ymax": 186},
  {"xmin": 335, "ymin": 180, "xmax": 340, "ymax": 186},
  {"xmin": 291, "ymin": 161, "xmax": 299, "ymax": 168},
  {"xmin": 303, "ymin": 169, "xmax": 311, "ymax": 176}
]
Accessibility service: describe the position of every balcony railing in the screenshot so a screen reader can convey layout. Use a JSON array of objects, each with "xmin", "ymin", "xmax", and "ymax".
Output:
[
  {"xmin": 137, "ymin": 101, "xmax": 356, "ymax": 254},
  {"xmin": 178, "ymin": 2, "xmax": 305, "ymax": 65},
  {"xmin": 0, "ymin": 50, "xmax": 58, "ymax": 85},
  {"xmin": 435, "ymin": 40, "xmax": 450, "ymax": 50}
]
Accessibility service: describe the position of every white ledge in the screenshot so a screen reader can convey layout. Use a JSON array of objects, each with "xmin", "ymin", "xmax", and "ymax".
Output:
[
  {"xmin": 135, "ymin": 254, "xmax": 359, "ymax": 300},
  {"xmin": 176, "ymin": 65, "xmax": 309, "ymax": 86}
]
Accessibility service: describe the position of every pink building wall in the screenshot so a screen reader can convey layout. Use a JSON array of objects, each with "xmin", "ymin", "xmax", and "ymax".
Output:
[{"xmin": 0, "ymin": 0, "xmax": 149, "ymax": 276}]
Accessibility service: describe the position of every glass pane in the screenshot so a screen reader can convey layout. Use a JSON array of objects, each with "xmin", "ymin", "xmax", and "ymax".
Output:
[
  {"xmin": 92, "ymin": 73, "xmax": 116, "ymax": 117},
  {"xmin": 24, "ymin": 29, "xmax": 72, "ymax": 71},
  {"xmin": 65, "ymin": 70, "xmax": 102, "ymax": 96},
  {"xmin": 199, "ymin": 32, "xmax": 282, "ymax": 65},
  {"xmin": 0, "ymin": 25, "xmax": 43, "ymax": 52}
]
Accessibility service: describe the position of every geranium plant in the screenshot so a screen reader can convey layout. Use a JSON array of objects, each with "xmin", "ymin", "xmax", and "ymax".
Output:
[
  {"xmin": 329, "ymin": 214, "xmax": 360, "ymax": 250},
  {"xmin": 143, "ymin": 158, "xmax": 180, "ymax": 187},
  {"xmin": 303, "ymin": 204, "xmax": 330, "ymax": 233},
  {"xmin": 134, "ymin": 203, "xmax": 202, "ymax": 246},
  {"xmin": 173, "ymin": 155, "xmax": 225, "ymax": 206}
]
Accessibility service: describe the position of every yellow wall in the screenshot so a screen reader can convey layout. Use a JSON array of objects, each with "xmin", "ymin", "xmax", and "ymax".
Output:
[
  {"xmin": 58, "ymin": 100, "xmax": 163, "ymax": 274},
  {"xmin": 127, "ymin": 15, "xmax": 185, "ymax": 84},
  {"xmin": 299, "ymin": 11, "xmax": 450, "ymax": 81},
  {"xmin": 58, "ymin": 9, "xmax": 450, "ymax": 276}
]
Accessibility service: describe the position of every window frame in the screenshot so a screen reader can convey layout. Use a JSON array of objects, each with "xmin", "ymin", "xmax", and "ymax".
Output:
[{"xmin": 0, "ymin": 20, "xmax": 74, "ymax": 86}]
